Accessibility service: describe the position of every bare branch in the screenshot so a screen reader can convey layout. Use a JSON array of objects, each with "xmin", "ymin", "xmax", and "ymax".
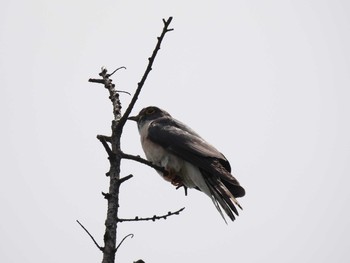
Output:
[
  {"xmin": 89, "ymin": 67, "xmax": 123, "ymax": 121},
  {"xmin": 88, "ymin": 78, "xmax": 105, "ymax": 84},
  {"xmin": 100, "ymin": 175, "xmax": 133, "ymax": 201},
  {"xmin": 97, "ymin": 135, "xmax": 114, "ymax": 159},
  {"xmin": 107, "ymin": 66, "xmax": 127, "ymax": 78},
  {"xmin": 117, "ymin": 207, "xmax": 185, "ymax": 223},
  {"xmin": 86, "ymin": 17, "xmax": 177, "ymax": 263},
  {"xmin": 115, "ymin": 233, "xmax": 134, "ymax": 253},
  {"xmin": 118, "ymin": 174, "xmax": 133, "ymax": 185},
  {"xmin": 117, "ymin": 17, "xmax": 174, "ymax": 130},
  {"xmin": 89, "ymin": 69, "xmax": 122, "ymax": 263},
  {"xmin": 115, "ymin": 90, "xmax": 131, "ymax": 96},
  {"xmin": 76, "ymin": 220, "xmax": 104, "ymax": 251},
  {"xmin": 121, "ymin": 152, "xmax": 189, "ymax": 195},
  {"xmin": 102, "ymin": 192, "xmax": 111, "ymax": 200},
  {"xmin": 120, "ymin": 152, "xmax": 168, "ymax": 176}
]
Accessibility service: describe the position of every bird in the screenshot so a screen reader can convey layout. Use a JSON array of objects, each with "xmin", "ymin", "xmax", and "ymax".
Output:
[{"xmin": 128, "ymin": 106, "xmax": 245, "ymax": 222}]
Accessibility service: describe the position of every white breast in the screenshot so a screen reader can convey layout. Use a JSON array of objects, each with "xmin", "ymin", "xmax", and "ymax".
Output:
[
  {"xmin": 138, "ymin": 120, "xmax": 185, "ymax": 179},
  {"xmin": 138, "ymin": 120, "xmax": 167, "ymax": 164}
]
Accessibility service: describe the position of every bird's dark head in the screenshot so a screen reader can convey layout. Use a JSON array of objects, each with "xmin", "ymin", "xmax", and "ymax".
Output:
[{"xmin": 128, "ymin": 106, "xmax": 171, "ymax": 126}]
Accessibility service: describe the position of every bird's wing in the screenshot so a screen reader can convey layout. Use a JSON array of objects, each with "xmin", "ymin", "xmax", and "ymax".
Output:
[
  {"xmin": 148, "ymin": 117, "xmax": 245, "ymax": 198},
  {"xmin": 148, "ymin": 117, "xmax": 245, "ymax": 221},
  {"xmin": 148, "ymin": 117, "xmax": 229, "ymax": 166}
]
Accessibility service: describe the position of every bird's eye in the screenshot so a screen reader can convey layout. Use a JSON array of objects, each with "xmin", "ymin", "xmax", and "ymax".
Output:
[{"xmin": 145, "ymin": 108, "xmax": 155, "ymax": 115}]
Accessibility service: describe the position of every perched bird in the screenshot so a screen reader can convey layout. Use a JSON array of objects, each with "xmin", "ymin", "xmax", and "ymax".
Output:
[{"xmin": 128, "ymin": 106, "xmax": 245, "ymax": 222}]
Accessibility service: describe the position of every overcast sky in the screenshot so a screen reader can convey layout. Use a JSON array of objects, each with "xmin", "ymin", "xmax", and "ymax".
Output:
[{"xmin": 1, "ymin": 1, "xmax": 350, "ymax": 262}]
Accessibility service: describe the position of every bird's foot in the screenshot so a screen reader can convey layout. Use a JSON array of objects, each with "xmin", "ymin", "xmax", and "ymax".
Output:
[
  {"xmin": 170, "ymin": 175, "xmax": 188, "ymax": 195},
  {"xmin": 163, "ymin": 168, "xmax": 184, "ymax": 187},
  {"xmin": 170, "ymin": 176, "xmax": 184, "ymax": 187},
  {"xmin": 176, "ymin": 184, "xmax": 188, "ymax": 196},
  {"xmin": 162, "ymin": 168, "xmax": 188, "ymax": 196}
]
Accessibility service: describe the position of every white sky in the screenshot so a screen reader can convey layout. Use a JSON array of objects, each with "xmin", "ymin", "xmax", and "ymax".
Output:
[{"xmin": 1, "ymin": 1, "xmax": 350, "ymax": 262}]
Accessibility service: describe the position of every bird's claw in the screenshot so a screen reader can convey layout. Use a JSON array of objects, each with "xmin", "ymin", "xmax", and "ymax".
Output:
[
  {"xmin": 163, "ymin": 169, "xmax": 187, "ymax": 195},
  {"xmin": 170, "ymin": 176, "xmax": 183, "ymax": 187},
  {"xmin": 176, "ymin": 184, "xmax": 188, "ymax": 196}
]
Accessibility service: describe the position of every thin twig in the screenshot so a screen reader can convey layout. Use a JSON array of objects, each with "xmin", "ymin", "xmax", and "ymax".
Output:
[
  {"xmin": 107, "ymin": 66, "xmax": 127, "ymax": 78},
  {"xmin": 76, "ymin": 220, "xmax": 104, "ymax": 251},
  {"xmin": 118, "ymin": 174, "xmax": 133, "ymax": 185},
  {"xmin": 97, "ymin": 135, "xmax": 114, "ymax": 159},
  {"xmin": 115, "ymin": 90, "xmax": 131, "ymax": 96},
  {"xmin": 115, "ymin": 233, "xmax": 134, "ymax": 253},
  {"xmin": 117, "ymin": 207, "xmax": 185, "ymax": 223},
  {"xmin": 89, "ymin": 79, "xmax": 105, "ymax": 84},
  {"xmin": 102, "ymin": 192, "xmax": 111, "ymax": 200},
  {"xmin": 116, "ymin": 17, "xmax": 174, "ymax": 131}
]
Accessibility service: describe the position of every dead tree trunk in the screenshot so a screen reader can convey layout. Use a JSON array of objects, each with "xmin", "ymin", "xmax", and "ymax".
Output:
[{"xmin": 78, "ymin": 17, "xmax": 183, "ymax": 263}]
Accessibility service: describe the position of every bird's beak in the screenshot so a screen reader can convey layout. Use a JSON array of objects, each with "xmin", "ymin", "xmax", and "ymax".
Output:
[{"xmin": 127, "ymin": 115, "xmax": 139, "ymax": 122}]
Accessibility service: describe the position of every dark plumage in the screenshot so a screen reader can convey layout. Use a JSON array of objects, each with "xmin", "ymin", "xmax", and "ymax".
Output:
[{"xmin": 129, "ymin": 106, "xmax": 245, "ymax": 222}]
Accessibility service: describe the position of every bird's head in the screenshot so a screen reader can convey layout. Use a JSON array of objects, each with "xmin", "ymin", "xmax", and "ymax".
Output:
[{"xmin": 128, "ymin": 106, "xmax": 171, "ymax": 128}]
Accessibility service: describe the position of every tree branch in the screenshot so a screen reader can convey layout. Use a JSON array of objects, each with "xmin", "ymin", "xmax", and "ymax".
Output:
[
  {"xmin": 86, "ymin": 17, "xmax": 176, "ymax": 263},
  {"xmin": 120, "ymin": 152, "xmax": 189, "ymax": 195},
  {"xmin": 76, "ymin": 220, "xmax": 103, "ymax": 251},
  {"xmin": 106, "ymin": 66, "xmax": 127, "ymax": 78},
  {"xmin": 115, "ymin": 233, "xmax": 134, "ymax": 253},
  {"xmin": 89, "ymin": 67, "xmax": 123, "ymax": 121},
  {"xmin": 120, "ymin": 152, "xmax": 168, "ymax": 176},
  {"xmin": 117, "ymin": 207, "xmax": 185, "ymax": 223},
  {"xmin": 89, "ymin": 68, "xmax": 123, "ymax": 263},
  {"xmin": 118, "ymin": 174, "xmax": 133, "ymax": 185},
  {"xmin": 116, "ymin": 16, "xmax": 174, "ymax": 131},
  {"xmin": 97, "ymin": 135, "xmax": 114, "ymax": 159}
]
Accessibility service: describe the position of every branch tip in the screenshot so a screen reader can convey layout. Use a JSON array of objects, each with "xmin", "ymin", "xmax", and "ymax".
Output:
[
  {"xmin": 102, "ymin": 192, "xmax": 111, "ymax": 200},
  {"xmin": 115, "ymin": 15, "xmax": 174, "ymax": 131},
  {"xmin": 107, "ymin": 66, "xmax": 127, "ymax": 78},
  {"xmin": 115, "ymin": 90, "xmax": 131, "ymax": 96},
  {"xmin": 89, "ymin": 78, "xmax": 105, "ymax": 84},
  {"xmin": 115, "ymin": 233, "xmax": 134, "ymax": 253},
  {"xmin": 117, "ymin": 174, "xmax": 133, "ymax": 185}
]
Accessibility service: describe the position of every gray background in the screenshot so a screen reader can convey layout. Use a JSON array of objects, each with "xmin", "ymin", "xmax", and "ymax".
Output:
[{"xmin": 1, "ymin": 1, "xmax": 349, "ymax": 262}]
